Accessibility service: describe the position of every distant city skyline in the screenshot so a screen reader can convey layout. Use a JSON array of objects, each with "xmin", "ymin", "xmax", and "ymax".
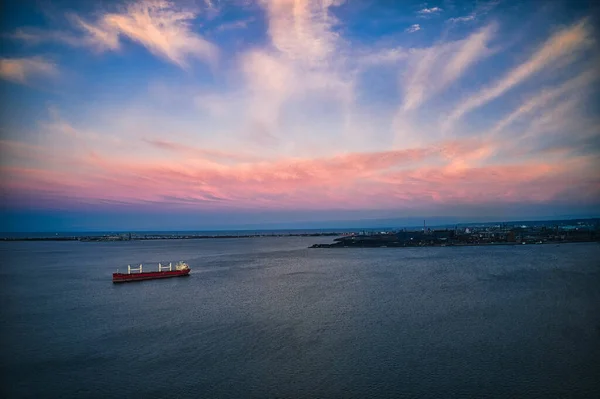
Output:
[{"xmin": 1, "ymin": 0, "xmax": 599, "ymax": 232}]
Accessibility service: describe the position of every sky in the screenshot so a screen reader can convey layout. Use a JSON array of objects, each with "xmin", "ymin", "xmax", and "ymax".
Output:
[{"xmin": 0, "ymin": 0, "xmax": 599, "ymax": 231}]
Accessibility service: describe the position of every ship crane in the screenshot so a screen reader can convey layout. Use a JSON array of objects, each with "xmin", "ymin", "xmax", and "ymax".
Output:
[
  {"xmin": 158, "ymin": 262, "xmax": 173, "ymax": 272},
  {"xmin": 128, "ymin": 264, "xmax": 143, "ymax": 274}
]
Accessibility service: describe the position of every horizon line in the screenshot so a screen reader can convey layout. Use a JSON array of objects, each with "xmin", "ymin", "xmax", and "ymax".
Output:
[{"xmin": 2, "ymin": 216, "xmax": 598, "ymax": 235}]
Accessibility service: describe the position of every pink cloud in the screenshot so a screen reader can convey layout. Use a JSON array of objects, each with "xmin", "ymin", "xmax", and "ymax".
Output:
[
  {"xmin": 142, "ymin": 138, "xmax": 261, "ymax": 163},
  {"xmin": 3, "ymin": 137, "xmax": 598, "ymax": 212},
  {"xmin": 0, "ymin": 56, "xmax": 58, "ymax": 86}
]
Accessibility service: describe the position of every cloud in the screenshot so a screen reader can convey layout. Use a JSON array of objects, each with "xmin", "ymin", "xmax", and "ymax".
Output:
[
  {"xmin": 241, "ymin": 50, "xmax": 294, "ymax": 137},
  {"xmin": 447, "ymin": 0, "xmax": 499, "ymax": 24},
  {"xmin": 356, "ymin": 47, "xmax": 409, "ymax": 66},
  {"xmin": 0, "ymin": 56, "xmax": 58, "ymax": 84},
  {"xmin": 204, "ymin": 0, "xmax": 218, "ymax": 11},
  {"xmin": 418, "ymin": 7, "xmax": 443, "ymax": 15},
  {"xmin": 448, "ymin": 15, "xmax": 475, "ymax": 23},
  {"xmin": 442, "ymin": 24, "xmax": 497, "ymax": 86},
  {"xmin": 9, "ymin": 0, "xmax": 218, "ymax": 68},
  {"xmin": 523, "ymin": 96, "xmax": 588, "ymax": 140},
  {"xmin": 216, "ymin": 17, "xmax": 255, "ymax": 32},
  {"xmin": 67, "ymin": 14, "xmax": 121, "ymax": 52},
  {"xmin": 8, "ymin": 17, "xmax": 119, "ymax": 52},
  {"xmin": 400, "ymin": 23, "xmax": 497, "ymax": 112},
  {"xmin": 406, "ymin": 24, "xmax": 421, "ymax": 33},
  {"xmin": 8, "ymin": 27, "xmax": 85, "ymax": 47},
  {"xmin": 101, "ymin": 0, "xmax": 218, "ymax": 67},
  {"xmin": 259, "ymin": 0, "xmax": 345, "ymax": 66},
  {"xmin": 238, "ymin": 0, "xmax": 354, "ymax": 149},
  {"xmin": 0, "ymin": 142, "xmax": 436, "ymax": 209},
  {"xmin": 143, "ymin": 138, "xmax": 260, "ymax": 163},
  {"xmin": 3, "ymin": 136, "xmax": 597, "ymax": 211},
  {"xmin": 238, "ymin": 47, "xmax": 353, "ymax": 147},
  {"xmin": 445, "ymin": 19, "xmax": 594, "ymax": 130},
  {"xmin": 40, "ymin": 106, "xmax": 122, "ymax": 146},
  {"xmin": 490, "ymin": 67, "xmax": 599, "ymax": 137}
]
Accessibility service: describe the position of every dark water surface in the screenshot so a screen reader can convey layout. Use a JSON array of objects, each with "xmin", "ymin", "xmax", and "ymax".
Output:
[{"xmin": 1, "ymin": 238, "xmax": 599, "ymax": 398}]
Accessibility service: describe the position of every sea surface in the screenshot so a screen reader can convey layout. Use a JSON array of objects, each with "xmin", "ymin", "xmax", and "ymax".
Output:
[
  {"xmin": 1, "ymin": 238, "xmax": 599, "ymax": 398},
  {"xmin": 0, "ymin": 229, "xmax": 357, "ymax": 239}
]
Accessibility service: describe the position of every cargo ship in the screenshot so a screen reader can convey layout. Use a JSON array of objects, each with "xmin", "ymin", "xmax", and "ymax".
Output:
[{"xmin": 112, "ymin": 261, "xmax": 190, "ymax": 283}]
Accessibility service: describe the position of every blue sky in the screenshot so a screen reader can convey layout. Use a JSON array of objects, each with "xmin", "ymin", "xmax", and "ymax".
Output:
[{"xmin": 0, "ymin": 0, "xmax": 599, "ymax": 231}]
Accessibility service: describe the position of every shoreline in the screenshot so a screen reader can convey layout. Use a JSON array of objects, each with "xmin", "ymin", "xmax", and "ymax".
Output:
[{"xmin": 309, "ymin": 239, "xmax": 599, "ymax": 249}]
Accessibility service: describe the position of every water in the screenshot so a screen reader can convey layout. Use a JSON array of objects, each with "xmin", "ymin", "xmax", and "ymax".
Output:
[
  {"xmin": 0, "ymin": 229, "xmax": 350, "ymax": 239},
  {"xmin": 1, "ymin": 238, "xmax": 599, "ymax": 398}
]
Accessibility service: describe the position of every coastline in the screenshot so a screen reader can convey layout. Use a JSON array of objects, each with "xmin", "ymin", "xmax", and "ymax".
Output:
[
  {"xmin": 3, "ymin": 218, "xmax": 597, "ymax": 244},
  {"xmin": 309, "ymin": 239, "xmax": 599, "ymax": 249}
]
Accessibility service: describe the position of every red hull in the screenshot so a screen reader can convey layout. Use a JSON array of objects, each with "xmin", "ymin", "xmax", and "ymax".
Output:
[{"xmin": 112, "ymin": 269, "xmax": 190, "ymax": 283}]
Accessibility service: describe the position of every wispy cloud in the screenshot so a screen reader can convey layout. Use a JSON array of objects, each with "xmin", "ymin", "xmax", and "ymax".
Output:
[
  {"xmin": 260, "ymin": 0, "xmax": 344, "ymax": 66},
  {"xmin": 143, "ymin": 138, "xmax": 260, "ymax": 163},
  {"xmin": 241, "ymin": 49, "xmax": 294, "ymax": 139},
  {"xmin": 406, "ymin": 24, "xmax": 421, "ymax": 33},
  {"xmin": 216, "ymin": 17, "xmax": 255, "ymax": 32},
  {"xmin": 0, "ymin": 56, "xmax": 57, "ymax": 84},
  {"xmin": 448, "ymin": 15, "xmax": 475, "ymax": 23},
  {"xmin": 237, "ymin": 0, "xmax": 353, "ymax": 149},
  {"xmin": 9, "ymin": 0, "xmax": 218, "ymax": 68},
  {"xmin": 9, "ymin": 15, "xmax": 120, "ymax": 52},
  {"xmin": 101, "ymin": 0, "xmax": 218, "ymax": 68},
  {"xmin": 67, "ymin": 14, "xmax": 121, "ymax": 52},
  {"xmin": 418, "ymin": 7, "xmax": 443, "ymax": 15},
  {"xmin": 204, "ymin": 0, "xmax": 218, "ymax": 12},
  {"xmin": 40, "ymin": 106, "xmax": 122, "ymax": 146},
  {"xmin": 445, "ymin": 19, "xmax": 594, "ymax": 129},
  {"xmin": 447, "ymin": 0, "xmax": 499, "ymax": 23},
  {"xmin": 400, "ymin": 23, "xmax": 497, "ymax": 112},
  {"xmin": 8, "ymin": 27, "xmax": 87, "ymax": 47},
  {"xmin": 490, "ymin": 67, "xmax": 599, "ymax": 137},
  {"xmin": 356, "ymin": 47, "xmax": 409, "ymax": 66}
]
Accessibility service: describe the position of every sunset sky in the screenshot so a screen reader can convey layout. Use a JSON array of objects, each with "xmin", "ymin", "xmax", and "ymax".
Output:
[{"xmin": 1, "ymin": 0, "xmax": 599, "ymax": 231}]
